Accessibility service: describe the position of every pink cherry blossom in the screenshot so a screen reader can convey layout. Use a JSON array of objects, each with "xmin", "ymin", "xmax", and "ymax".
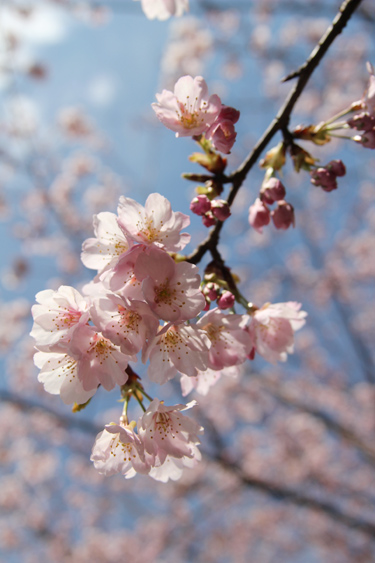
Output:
[
  {"xmin": 138, "ymin": 399, "xmax": 203, "ymax": 466},
  {"xmin": 134, "ymin": 247, "xmax": 205, "ymax": 322},
  {"xmin": 148, "ymin": 446, "xmax": 201, "ymax": 482},
  {"xmin": 143, "ymin": 323, "xmax": 210, "ymax": 384},
  {"xmin": 81, "ymin": 212, "xmax": 133, "ymax": 273},
  {"xmin": 30, "ymin": 286, "xmax": 89, "ymax": 353},
  {"xmin": 34, "ymin": 350, "xmax": 97, "ymax": 405},
  {"xmin": 104, "ymin": 244, "xmax": 145, "ymax": 297},
  {"xmin": 90, "ymin": 294, "xmax": 159, "ymax": 356},
  {"xmin": 152, "ymin": 75, "xmax": 221, "ymax": 137},
  {"xmin": 246, "ymin": 301, "xmax": 307, "ymax": 364},
  {"xmin": 68, "ymin": 325, "xmax": 131, "ymax": 392},
  {"xmin": 91, "ymin": 421, "xmax": 150, "ymax": 478},
  {"xmin": 137, "ymin": 0, "xmax": 189, "ymax": 21},
  {"xmin": 117, "ymin": 193, "xmax": 190, "ymax": 252},
  {"xmin": 197, "ymin": 308, "xmax": 252, "ymax": 370}
]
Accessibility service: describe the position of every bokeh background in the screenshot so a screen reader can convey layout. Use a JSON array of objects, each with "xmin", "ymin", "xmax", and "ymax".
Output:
[{"xmin": 1, "ymin": 1, "xmax": 375, "ymax": 561}]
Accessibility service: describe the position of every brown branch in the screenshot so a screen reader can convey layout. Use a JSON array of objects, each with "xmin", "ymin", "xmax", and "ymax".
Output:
[{"xmin": 186, "ymin": 0, "xmax": 363, "ymax": 265}]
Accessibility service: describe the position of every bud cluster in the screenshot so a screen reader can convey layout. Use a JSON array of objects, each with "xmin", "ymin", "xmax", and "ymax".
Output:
[
  {"xmin": 310, "ymin": 160, "xmax": 346, "ymax": 192},
  {"xmin": 248, "ymin": 175, "xmax": 295, "ymax": 233},
  {"xmin": 190, "ymin": 194, "xmax": 231, "ymax": 227},
  {"xmin": 152, "ymin": 75, "xmax": 240, "ymax": 155}
]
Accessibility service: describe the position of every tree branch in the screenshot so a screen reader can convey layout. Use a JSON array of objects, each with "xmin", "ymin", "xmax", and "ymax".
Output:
[{"xmin": 186, "ymin": 0, "xmax": 363, "ymax": 265}]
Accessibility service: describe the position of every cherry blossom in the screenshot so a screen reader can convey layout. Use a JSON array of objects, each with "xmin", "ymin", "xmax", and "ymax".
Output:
[
  {"xmin": 137, "ymin": 0, "xmax": 189, "ymax": 21},
  {"xmin": 68, "ymin": 325, "xmax": 131, "ymax": 392},
  {"xmin": 34, "ymin": 350, "xmax": 97, "ymax": 405},
  {"xmin": 91, "ymin": 421, "xmax": 150, "ymax": 478},
  {"xmin": 152, "ymin": 75, "xmax": 221, "ymax": 137},
  {"xmin": 138, "ymin": 399, "xmax": 203, "ymax": 466},
  {"xmin": 246, "ymin": 302, "xmax": 307, "ymax": 364},
  {"xmin": 143, "ymin": 323, "xmax": 210, "ymax": 384},
  {"xmin": 117, "ymin": 193, "xmax": 190, "ymax": 252},
  {"xmin": 148, "ymin": 446, "xmax": 201, "ymax": 482},
  {"xmin": 30, "ymin": 286, "xmax": 89, "ymax": 353},
  {"xmin": 81, "ymin": 211, "xmax": 133, "ymax": 274},
  {"xmin": 197, "ymin": 308, "xmax": 252, "ymax": 370},
  {"xmin": 103, "ymin": 244, "xmax": 145, "ymax": 297},
  {"xmin": 90, "ymin": 294, "xmax": 159, "ymax": 356},
  {"xmin": 134, "ymin": 247, "xmax": 205, "ymax": 322}
]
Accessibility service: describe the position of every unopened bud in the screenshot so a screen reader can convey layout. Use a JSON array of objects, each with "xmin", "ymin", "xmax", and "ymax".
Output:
[
  {"xmin": 271, "ymin": 201, "xmax": 295, "ymax": 230},
  {"xmin": 202, "ymin": 211, "xmax": 217, "ymax": 228},
  {"xmin": 211, "ymin": 199, "xmax": 231, "ymax": 221},
  {"xmin": 217, "ymin": 291, "xmax": 235, "ymax": 310},
  {"xmin": 218, "ymin": 105, "xmax": 240, "ymax": 124},
  {"xmin": 203, "ymin": 282, "xmax": 220, "ymax": 301},
  {"xmin": 260, "ymin": 177, "xmax": 286, "ymax": 204},
  {"xmin": 354, "ymin": 130, "xmax": 375, "ymax": 149},
  {"xmin": 248, "ymin": 198, "xmax": 271, "ymax": 233},
  {"xmin": 347, "ymin": 112, "xmax": 375, "ymax": 131},
  {"xmin": 310, "ymin": 168, "xmax": 337, "ymax": 192},
  {"xmin": 190, "ymin": 195, "xmax": 211, "ymax": 216},
  {"xmin": 326, "ymin": 160, "xmax": 346, "ymax": 177}
]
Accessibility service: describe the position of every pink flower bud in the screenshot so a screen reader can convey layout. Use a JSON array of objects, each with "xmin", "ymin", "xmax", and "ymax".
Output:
[
  {"xmin": 217, "ymin": 291, "xmax": 235, "ymax": 310},
  {"xmin": 190, "ymin": 194, "xmax": 211, "ymax": 216},
  {"xmin": 202, "ymin": 211, "xmax": 217, "ymax": 228},
  {"xmin": 271, "ymin": 201, "xmax": 295, "ymax": 230},
  {"xmin": 204, "ymin": 282, "xmax": 219, "ymax": 301},
  {"xmin": 218, "ymin": 105, "xmax": 240, "ymax": 124},
  {"xmin": 211, "ymin": 199, "xmax": 231, "ymax": 221},
  {"xmin": 310, "ymin": 168, "xmax": 337, "ymax": 191},
  {"xmin": 260, "ymin": 177, "xmax": 286, "ymax": 204},
  {"xmin": 354, "ymin": 130, "xmax": 375, "ymax": 149},
  {"xmin": 347, "ymin": 112, "xmax": 375, "ymax": 131},
  {"xmin": 248, "ymin": 198, "xmax": 270, "ymax": 233},
  {"xmin": 206, "ymin": 119, "xmax": 237, "ymax": 154},
  {"xmin": 326, "ymin": 160, "xmax": 346, "ymax": 177}
]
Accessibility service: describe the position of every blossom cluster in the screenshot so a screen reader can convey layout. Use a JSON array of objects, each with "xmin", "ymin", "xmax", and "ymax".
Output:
[
  {"xmin": 249, "ymin": 177, "xmax": 295, "ymax": 233},
  {"xmin": 31, "ymin": 192, "xmax": 306, "ymax": 481},
  {"xmin": 152, "ymin": 75, "xmax": 240, "ymax": 154}
]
